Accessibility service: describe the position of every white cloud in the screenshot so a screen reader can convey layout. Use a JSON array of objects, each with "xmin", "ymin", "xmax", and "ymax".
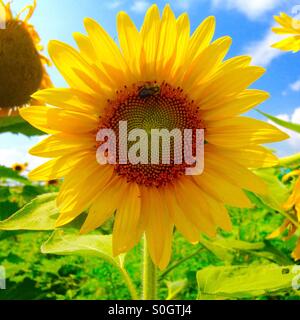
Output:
[
  {"xmin": 268, "ymin": 108, "xmax": 300, "ymax": 152},
  {"xmin": 0, "ymin": 135, "xmax": 48, "ymax": 172},
  {"xmin": 106, "ymin": 1, "xmax": 123, "ymax": 10},
  {"xmin": 212, "ymin": 0, "xmax": 281, "ymax": 20},
  {"xmin": 290, "ymin": 79, "xmax": 300, "ymax": 92},
  {"xmin": 244, "ymin": 30, "xmax": 286, "ymax": 67},
  {"xmin": 0, "ymin": 148, "xmax": 47, "ymax": 172},
  {"xmin": 174, "ymin": 0, "xmax": 195, "ymax": 10},
  {"xmin": 130, "ymin": 0, "xmax": 150, "ymax": 14}
]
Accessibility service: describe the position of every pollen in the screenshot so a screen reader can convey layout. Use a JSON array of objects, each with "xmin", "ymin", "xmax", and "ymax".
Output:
[
  {"xmin": 0, "ymin": 19, "xmax": 43, "ymax": 109},
  {"xmin": 100, "ymin": 82, "xmax": 204, "ymax": 187}
]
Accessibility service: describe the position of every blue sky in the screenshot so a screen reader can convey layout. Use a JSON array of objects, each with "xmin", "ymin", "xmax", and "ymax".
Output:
[{"xmin": 0, "ymin": 0, "xmax": 300, "ymax": 168}]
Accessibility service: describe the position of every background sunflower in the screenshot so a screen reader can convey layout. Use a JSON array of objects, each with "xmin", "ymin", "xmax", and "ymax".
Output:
[{"xmin": 0, "ymin": 0, "xmax": 52, "ymax": 136}]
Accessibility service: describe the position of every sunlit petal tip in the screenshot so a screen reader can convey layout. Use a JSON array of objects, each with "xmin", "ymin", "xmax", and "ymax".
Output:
[
  {"xmin": 206, "ymin": 15, "xmax": 216, "ymax": 26},
  {"xmin": 162, "ymin": 3, "xmax": 172, "ymax": 13},
  {"xmin": 48, "ymin": 39, "xmax": 61, "ymax": 51},
  {"xmin": 83, "ymin": 16, "xmax": 99, "ymax": 31},
  {"xmin": 72, "ymin": 31, "xmax": 83, "ymax": 42},
  {"xmin": 117, "ymin": 11, "xmax": 127, "ymax": 20}
]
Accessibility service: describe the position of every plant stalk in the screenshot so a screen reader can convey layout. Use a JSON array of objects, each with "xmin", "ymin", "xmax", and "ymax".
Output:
[{"xmin": 142, "ymin": 237, "xmax": 157, "ymax": 300}]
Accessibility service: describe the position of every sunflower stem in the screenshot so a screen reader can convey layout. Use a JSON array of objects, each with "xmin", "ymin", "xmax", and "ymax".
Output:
[
  {"xmin": 142, "ymin": 237, "xmax": 157, "ymax": 300},
  {"xmin": 118, "ymin": 267, "xmax": 139, "ymax": 300}
]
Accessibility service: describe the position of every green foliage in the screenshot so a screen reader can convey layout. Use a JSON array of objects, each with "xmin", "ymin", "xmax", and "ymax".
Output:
[
  {"xmin": 197, "ymin": 264, "xmax": 296, "ymax": 300},
  {"xmin": 258, "ymin": 110, "xmax": 300, "ymax": 133},
  {"xmin": 41, "ymin": 230, "xmax": 124, "ymax": 268},
  {"xmin": 166, "ymin": 279, "xmax": 188, "ymax": 300},
  {"xmin": 0, "ymin": 193, "xmax": 58, "ymax": 231},
  {"xmin": 253, "ymin": 168, "xmax": 290, "ymax": 211},
  {"xmin": 0, "ymin": 116, "xmax": 44, "ymax": 136},
  {"xmin": 0, "ymin": 166, "xmax": 29, "ymax": 185},
  {"xmin": 0, "ymin": 163, "xmax": 299, "ymax": 300}
]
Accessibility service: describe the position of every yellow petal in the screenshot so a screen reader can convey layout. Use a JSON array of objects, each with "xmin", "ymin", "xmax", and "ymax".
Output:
[
  {"xmin": 201, "ymin": 192, "xmax": 232, "ymax": 232},
  {"xmin": 81, "ymin": 177, "xmax": 126, "ymax": 234},
  {"xmin": 193, "ymin": 170, "xmax": 253, "ymax": 208},
  {"xmin": 206, "ymin": 117, "xmax": 289, "ymax": 147},
  {"xmin": 201, "ymin": 90, "xmax": 270, "ymax": 120},
  {"xmin": 32, "ymin": 88, "xmax": 104, "ymax": 114},
  {"xmin": 184, "ymin": 36, "xmax": 232, "ymax": 90},
  {"xmin": 144, "ymin": 187, "xmax": 174, "ymax": 270},
  {"xmin": 20, "ymin": 106, "xmax": 98, "ymax": 134},
  {"xmin": 272, "ymin": 36, "xmax": 300, "ymax": 52},
  {"xmin": 48, "ymin": 40, "xmax": 103, "ymax": 94},
  {"xmin": 186, "ymin": 16, "xmax": 215, "ymax": 64},
  {"xmin": 140, "ymin": 4, "xmax": 161, "ymax": 79},
  {"xmin": 29, "ymin": 133, "xmax": 95, "ymax": 158},
  {"xmin": 84, "ymin": 17, "xmax": 128, "ymax": 73},
  {"xmin": 174, "ymin": 177, "xmax": 217, "ymax": 237},
  {"xmin": 117, "ymin": 11, "xmax": 142, "ymax": 76},
  {"xmin": 56, "ymin": 160, "xmax": 113, "ymax": 225},
  {"xmin": 156, "ymin": 5, "xmax": 177, "ymax": 79},
  {"xmin": 194, "ymin": 66, "xmax": 265, "ymax": 108},
  {"xmin": 205, "ymin": 148, "xmax": 268, "ymax": 195},
  {"xmin": 73, "ymin": 32, "xmax": 98, "ymax": 63},
  {"xmin": 171, "ymin": 13, "xmax": 190, "ymax": 82},
  {"xmin": 28, "ymin": 150, "xmax": 91, "ymax": 181},
  {"xmin": 113, "ymin": 182, "xmax": 141, "ymax": 256},
  {"xmin": 209, "ymin": 145, "xmax": 279, "ymax": 169},
  {"xmin": 164, "ymin": 185, "xmax": 200, "ymax": 243},
  {"xmin": 292, "ymin": 238, "xmax": 300, "ymax": 261}
]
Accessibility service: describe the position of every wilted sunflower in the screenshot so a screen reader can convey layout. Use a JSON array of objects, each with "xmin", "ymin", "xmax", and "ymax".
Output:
[
  {"xmin": 20, "ymin": 5, "xmax": 288, "ymax": 269},
  {"xmin": 272, "ymin": 12, "xmax": 300, "ymax": 52},
  {"xmin": 0, "ymin": 0, "xmax": 52, "ymax": 117},
  {"xmin": 268, "ymin": 170, "xmax": 300, "ymax": 261},
  {"xmin": 11, "ymin": 162, "xmax": 28, "ymax": 173}
]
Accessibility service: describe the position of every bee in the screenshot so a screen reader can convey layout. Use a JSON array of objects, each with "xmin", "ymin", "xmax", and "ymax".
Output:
[{"xmin": 138, "ymin": 83, "xmax": 161, "ymax": 99}]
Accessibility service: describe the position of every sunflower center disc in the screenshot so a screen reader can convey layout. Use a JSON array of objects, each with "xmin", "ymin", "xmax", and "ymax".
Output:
[
  {"xmin": 0, "ymin": 20, "xmax": 43, "ymax": 108},
  {"xmin": 100, "ymin": 82, "xmax": 203, "ymax": 187}
]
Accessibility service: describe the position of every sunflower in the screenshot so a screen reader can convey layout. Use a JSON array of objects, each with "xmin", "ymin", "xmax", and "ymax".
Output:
[
  {"xmin": 11, "ymin": 162, "xmax": 28, "ymax": 173},
  {"xmin": 268, "ymin": 170, "xmax": 300, "ymax": 261},
  {"xmin": 0, "ymin": 0, "xmax": 52, "ymax": 117},
  {"xmin": 272, "ymin": 12, "xmax": 300, "ymax": 52},
  {"xmin": 20, "ymin": 5, "xmax": 288, "ymax": 269}
]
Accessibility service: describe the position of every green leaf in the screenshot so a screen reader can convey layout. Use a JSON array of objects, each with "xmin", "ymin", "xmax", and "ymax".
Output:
[
  {"xmin": 0, "ymin": 193, "xmax": 58, "ymax": 231},
  {"xmin": 253, "ymin": 168, "xmax": 290, "ymax": 211},
  {"xmin": 258, "ymin": 110, "xmax": 300, "ymax": 133},
  {"xmin": 213, "ymin": 239, "xmax": 265, "ymax": 251},
  {"xmin": 199, "ymin": 236, "xmax": 266, "ymax": 263},
  {"xmin": 0, "ymin": 166, "xmax": 30, "ymax": 185},
  {"xmin": 0, "ymin": 187, "xmax": 11, "ymax": 201},
  {"xmin": 41, "ymin": 229, "xmax": 124, "ymax": 268},
  {"xmin": 199, "ymin": 236, "xmax": 235, "ymax": 263},
  {"xmin": 197, "ymin": 264, "xmax": 296, "ymax": 300},
  {"xmin": 166, "ymin": 279, "xmax": 188, "ymax": 300},
  {"xmin": 0, "ymin": 116, "xmax": 44, "ymax": 136}
]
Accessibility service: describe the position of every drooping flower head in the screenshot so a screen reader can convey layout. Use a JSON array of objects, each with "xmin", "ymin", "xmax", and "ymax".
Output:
[
  {"xmin": 20, "ymin": 5, "xmax": 288, "ymax": 269},
  {"xmin": 268, "ymin": 170, "xmax": 300, "ymax": 261},
  {"xmin": 0, "ymin": 0, "xmax": 52, "ymax": 117},
  {"xmin": 272, "ymin": 12, "xmax": 300, "ymax": 52}
]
